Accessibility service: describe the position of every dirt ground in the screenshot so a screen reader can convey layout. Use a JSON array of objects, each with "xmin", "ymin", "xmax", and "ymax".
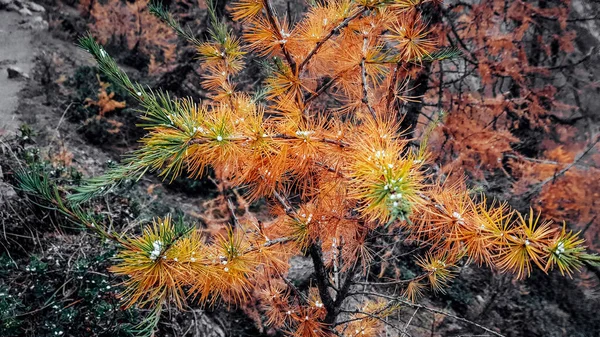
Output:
[{"xmin": 0, "ymin": 11, "xmax": 34, "ymax": 135}]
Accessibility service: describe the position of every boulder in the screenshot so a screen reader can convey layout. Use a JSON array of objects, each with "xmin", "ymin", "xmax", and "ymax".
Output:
[
  {"xmin": 5, "ymin": 2, "xmax": 19, "ymax": 11},
  {"xmin": 0, "ymin": 0, "xmax": 13, "ymax": 9},
  {"xmin": 26, "ymin": 1, "xmax": 44, "ymax": 12},
  {"xmin": 18, "ymin": 7, "xmax": 32, "ymax": 16},
  {"xmin": 25, "ymin": 16, "xmax": 48, "ymax": 30}
]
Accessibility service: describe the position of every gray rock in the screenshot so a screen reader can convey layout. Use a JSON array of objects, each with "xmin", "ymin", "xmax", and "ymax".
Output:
[
  {"xmin": 25, "ymin": 16, "xmax": 48, "ymax": 30},
  {"xmin": 0, "ymin": 184, "xmax": 17, "ymax": 200},
  {"xmin": 7, "ymin": 66, "xmax": 28, "ymax": 79},
  {"xmin": 26, "ymin": 1, "xmax": 44, "ymax": 12},
  {"xmin": 18, "ymin": 7, "xmax": 31, "ymax": 16},
  {"xmin": 287, "ymin": 255, "xmax": 314, "ymax": 284},
  {"xmin": 0, "ymin": 0, "xmax": 13, "ymax": 9},
  {"xmin": 5, "ymin": 2, "xmax": 19, "ymax": 11}
]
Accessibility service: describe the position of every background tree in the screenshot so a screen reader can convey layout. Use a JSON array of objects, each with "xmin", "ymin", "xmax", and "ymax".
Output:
[{"xmin": 411, "ymin": 0, "xmax": 600, "ymax": 253}]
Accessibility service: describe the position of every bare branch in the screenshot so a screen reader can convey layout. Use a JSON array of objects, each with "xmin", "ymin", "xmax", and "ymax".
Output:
[
  {"xmin": 525, "ymin": 133, "xmax": 600, "ymax": 197},
  {"xmin": 351, "ymin": 292, "xmax": 506, "ymax": 337},
  {"xmin": 361, "ymin": 36, "xmax": 377, "ymax": 120},
  {"xmin": 262, "ymin": 0, "xmax": 297, "ymax": 72}
]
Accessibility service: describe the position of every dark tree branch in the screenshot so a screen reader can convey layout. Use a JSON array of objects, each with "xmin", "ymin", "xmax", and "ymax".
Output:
[
  {"xmin": 262, "ymin": 0, "xmax": 297, "ymax": 72},
  {"xmin": 360, "ymin": 36, "xmax": 377, "ymax": 120},
  {"xmin": 309, "ymin": 243, "xmax": 337, "ymax": 319}
]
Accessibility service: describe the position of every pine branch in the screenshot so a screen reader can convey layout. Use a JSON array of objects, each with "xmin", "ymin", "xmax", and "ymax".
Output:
[
  {"xmin": 385, "ymin": 49, "xmax": 460, "ymax": 111},
  {"xmin": 262, "ymin": 0, "xmax": 297, "ymax": 72},
  {"xmin": 205, "ymin": 0, "xmax": 231, "ymax": 44},
  {"xmin": 360, "ymin": 36, "xmax": 377, "ymax": 120},
  {"xmin": 79, "ymin": 34, "xmax": 137, "ymax": 94},
  {"xmin": 420, "ymin": 47, "xmax": 462, "ymax": 62},
  {"xmin": 418, "ymin": 110, "xmax": 445, "ymax": 158},
  {"xmin": 77, "ymin": 35, "xmax": 207, "ymax": 199},
  {"xmin": 15, "ymin": 167, "xmax": 125, "ymax": 244},
  {"xmin": 79, "ymin": 34, "xmax": 182, "ymax": 124},
  {"xmin": 149, "ymin": 1, "xmax": 202, "ymax": 46},
  {"xmin": 308, "ymin": 243, "xmax": 336, "ymax": 318},
  {"xmin": 128, "ymin": 300, "xmax": 164, "ymax": 337},
  {"xmin": 67, "ymin": 162, "xmax": 148, "ymax": 204},
  {"xmin": 297, "ymin": 6, "xmax": 367, "ymax": 73}
]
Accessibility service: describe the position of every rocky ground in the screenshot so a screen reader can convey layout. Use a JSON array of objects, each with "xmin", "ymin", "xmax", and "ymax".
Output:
[{"xmin": 0, "ymin": 6, "xmax": 44, "ymax": 136}]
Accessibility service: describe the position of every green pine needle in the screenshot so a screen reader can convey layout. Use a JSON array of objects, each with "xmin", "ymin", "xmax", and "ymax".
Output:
[
  {"xmin": 78, "ymin": 34, "xmax": 136, "ymax": 93},
  {"xmin": 67, "ymin": 162, "xmax": 149, "ymax": 204},
  {"xmin": 422, "ymin": 47, "xmax": 462, "ymax": 62},
  {"xmin": 127, "ymin": 301, "xmax": 164, "ymax": 337},
  {"xmin": 205, "ymin": 0, "xmax": 229, "ymax": 44},
  {"xmin": 149, "ymin": 1, "xmax": 202, "ymax": 46},
  {"xmin": 76, "ymin": 34, "xmax": 209, "ymax": 199},
  {"xmin": 14, "ymin": 167, "xmax": 117, "ymax": 241}
]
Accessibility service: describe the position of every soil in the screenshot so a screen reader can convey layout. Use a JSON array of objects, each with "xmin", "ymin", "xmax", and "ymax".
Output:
[{"xmin": 0, "ymin": 11, "xmax": 35, "ymax": 136}]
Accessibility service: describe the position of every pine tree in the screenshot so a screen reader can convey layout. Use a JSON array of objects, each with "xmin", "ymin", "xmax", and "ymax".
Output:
[{"xmin": 16, "ymin": 0, "xmax": 600, "ymax": 336}]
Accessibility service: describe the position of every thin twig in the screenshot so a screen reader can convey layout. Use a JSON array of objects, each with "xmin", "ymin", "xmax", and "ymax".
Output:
[
  {"xmin": 351, "ymin": 292, "xmax": 505, "ymax": 337},
  {"xmin": 546, "ymin": 47, "xmax": 596, "ymax": 70},
  {"xmin": 226, "ymin": 197, "xmax": 241, "ymax": 228},
  {"xmin": 386, "ymin": 62, "xmax": 402, "ymax": 111},
  {"xmin": 304, "ymin": 70, "xmax": 351, "ymax": 105},
  {"xmin": 354, "ymin": 274, "xmax": 426, "ymax": 286},
  {"xmin": 403, "ymin": 307, "xmax": 419, "ymax": 334},
  {"xmin": 360, "ymin": 36, "xmax": 377, "ymax": 119},
  {"xmin": 527, "ymin": 134, "xmax": 600, "ymax": 195},
  {"xmin": 262, "ymin": 0, "xmax": 297, "ymax": 72},
  {"xmin": 504, "ymin": 153, "xmax": 599, "ymax": 169},
  {"xmin": 441, "ymin": 8, "xmax": 479, "ymax": 66},
  {"xmin": 337, "ymin": 308, "xmax": 411, "ymax": 337},
  {"xmin": 272, "ymin": 190, "xmax": 294, "ymax": 216},
  {"xmin": 298, "ymin": 7, "xmax": 367, "ymax": 73},
  {"xmin": 189, "ymin": 133, "xmax": 350, "ymax": 148}
]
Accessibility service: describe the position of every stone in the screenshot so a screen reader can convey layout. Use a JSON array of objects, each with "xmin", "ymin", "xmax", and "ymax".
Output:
[
  {"xmin": 7, "ymin": 66, "xmax": 28, "ymax": 79},
  {"xmin": 5, "ymin": 2, "xmax": 19, "ymax": 11},
  {"xmin": 0, "ymin": 0, "xmax": 13, "ymax": 9},
  {"xmin": 25, "ymin": 16, "xmax": 48, "ymax": 30},
  {"xmin": 18, "ymin": 7, "xmax": 32, "ymax": 16},
  {"xmin": 26, "ymin": 1, "xmax": 44, "ymax": 12}
]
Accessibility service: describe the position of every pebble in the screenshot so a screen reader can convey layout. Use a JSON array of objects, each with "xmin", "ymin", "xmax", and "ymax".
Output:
[{"xmin": 7, "ymin": 66, "xmax": 28, "ymax": 79}]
